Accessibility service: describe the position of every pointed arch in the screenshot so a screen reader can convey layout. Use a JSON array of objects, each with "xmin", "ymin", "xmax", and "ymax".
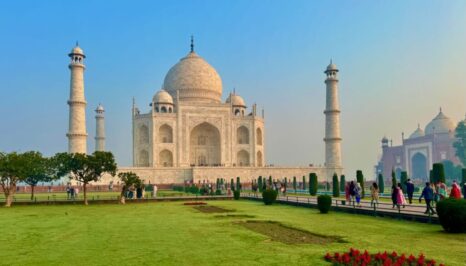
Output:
[
  {"xmin": 256, "ymin": 128, "xmax": 263, "ymax": 146},
  {"xmin": 237, "ymin": 150, "xmax": 250, "ymax": 166},
  {"xmin": 159, "ymin": 124, "xmax": 173, "ymax": 143},
  {"xmin": 190, "ymin": 122, "xmax": 221, "ymax": 166},
  {"xmin": 256, "ymin": 151, "xmax": 263, "ymax": 167},
  {"xmin": 237, "ymin": 126, "xmax": 249, "ymax": 144},
  {"xmin": 138, "ymin": 125, "xmax": 149, "ymax": 145},
  {"xmin": 138, "ymin": 149, "xmax": 149, "ymax": 167},
  {"xmin": 159, "ymin": 149, "xmax": 173, "ymax": 167}
]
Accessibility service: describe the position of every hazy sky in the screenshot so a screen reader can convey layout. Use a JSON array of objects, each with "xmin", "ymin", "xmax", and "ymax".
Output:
[{"xmin": 1, "ymin": 1, "xmax": 465, "ymax": 180}]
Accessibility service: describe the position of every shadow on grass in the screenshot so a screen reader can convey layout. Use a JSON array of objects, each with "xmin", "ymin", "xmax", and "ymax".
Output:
[
  {"xmin": 237, "ymin": 220, "xmax": 348, "ymax": 245},
  {"xmin": 214, "ymin": 214, "xmax": 256, "ymax": 219},
  {"xmin": 193, "ymin": 205, "xmax": 235, "ymax": 213}
]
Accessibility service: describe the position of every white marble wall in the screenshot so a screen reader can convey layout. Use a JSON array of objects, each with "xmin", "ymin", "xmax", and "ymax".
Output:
[{"xmin": 67, "ymin": 61, "xmax": 87, "ymax": 154}]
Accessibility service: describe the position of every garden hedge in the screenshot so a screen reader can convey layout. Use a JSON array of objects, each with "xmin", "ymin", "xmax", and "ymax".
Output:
[
  {"xmin": 317, "ymin": 195, "xmax": 332, "ymax": 214},
  {"xmin": 436, "ymin": 198, "xmax": 466, "ymax": 233},
  {"xmin": 262, "ymin": 189, "xmax": 278, "ymax": 205}
]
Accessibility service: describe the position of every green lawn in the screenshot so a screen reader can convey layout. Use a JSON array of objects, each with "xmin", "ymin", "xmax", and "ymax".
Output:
[
  {"xmin": 0, "ymin": 200, "xmax": 464, "ymax": 265},
  {"xmin": 0, "ymin": 190, "xmax": 189, "ymax": 202}
]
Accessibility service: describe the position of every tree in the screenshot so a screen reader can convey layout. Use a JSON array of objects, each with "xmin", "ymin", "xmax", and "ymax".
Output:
[
  {"xmin": 391, "ymin": 168, "xmax": 397, "ymax": 188},
  {"xmin": 453, "ymin": 121, "xmax": 466, "ymax": 167},
  {"xmin": 23, "ymin": 152, "xmax": 60, "ymax": 200},
  {"xmin": 356, "ymin": 170, "xmax": 365, "ymax": 198},
  {"xmin": 236, "ymin": 177, "xmax": 241, "ymax": 191},
  {"xmin": 378, "ymin": 173, "xmax": 385, "ymax": 194},
  {"xmin": 432, "ymin": 163, "xmax": 446, "ymax": 183},
  {"xmin": 0, "ymin": 152, "xmax": 37, "ymax": 207},
  {"xmin": 268, "ymin": 176, "xmax": 272, "ymax": 187},
  {"xmin": 442, "ymin": 160, "xmax": 462, "ymax": 181},
  {"xmin": 302, "ymin": 175, "xmax": 306, "ymax": 190},
  {"xmin": 54, "ymin": 151, "xmax": 117, "ymax": 205},
  {"xmin": 339, "ymin": 175, "xmax": 345, "ymax": 192},
  {"xmin": 400, "ymin": 171, "xmax": 408, "ymax": 193},
  {"xmin": 118, "ymin": 172, "xmax": 142, "ymax": 204},
  {"xmin": 332, "ymin": 173, "xmax": 339, "ymax": 197},
  {"xmin": 230, "ymin": 178, "xmax": 234, "ymax": 190},
  {"xmin": 292, "ymin": 176, "xmax": 297, "ymax": 193},
  {"xmin": 309, "ymin": 173, "xmax": 318, "ymax": 196}
]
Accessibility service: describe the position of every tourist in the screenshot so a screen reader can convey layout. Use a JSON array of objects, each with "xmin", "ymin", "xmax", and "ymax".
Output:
[
  {"xmin": 153, "ymin": 184, "xmax": 158, "ymax": 198},
  {"xmin": 449, "ymin": 181, "xmax": 461, "ymax": 199},
  {"xmin": 344, "ymin": 182, "xmax": 350, "ymax": 203},
  {"xmin": 370, "ymin": 182, "xmax": 379, "ymax": 207},
  {"xmin": 354, "ymin": 183, "xmax": 362, "ymax": 207},
  {"xmin": 396, "ymin": 183, "xmax": 406, "ymax": 208},
  {"xmin": 419, "ymin": 182, "xmax": 436, "ymax": 215},
  {"xmin": 438, "ymin": 182, "xmax": 447, "ymax": 200},
  {"xmin": 463, "ymin": 182, "xmax": 466, "ymax": 200},
  {"xmin": 75, "ymin": 187, "xmax": 79, "ymax": 198},
  {"xmin": 349, "ymin": 181, "xmax": 356, "ymax": 205},
  {"xmin": 406, "ymin": 179, "xmax": 415, "ymax": 204},
  {"xmin": 391, "ymin": 185, "xmax": 397, "ymax": 209},
  {"xmin": 70, "ymin": 187, "xmax": 75, "ymax": 200},
  {"xmin": 66, "ymin": 185, "xmax": 71, "ymax": 200}
]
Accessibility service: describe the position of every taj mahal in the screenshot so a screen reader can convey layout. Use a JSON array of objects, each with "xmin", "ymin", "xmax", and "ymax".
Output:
[{"xmin": 65, "ymin": 39, "xmax": 343, "ymax": 184}]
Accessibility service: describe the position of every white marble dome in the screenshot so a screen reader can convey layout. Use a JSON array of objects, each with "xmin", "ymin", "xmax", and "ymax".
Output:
[
  {"xmin": 163, "ymin": 51, "xmax": 222, "ymax": 103},
  {"xmin": 326, "ymin": 63, "xmax": 338, "ymax": 71},
  {"xmin": 226, "ymin": 93, "xmax": 246, "ymax": 107},
  {"xmin": 425, "ymin": 109, "xmax": 456, "ymax": 135},
  {"xmin": 153, "ymin": 90, "xmax": 173, "ymax": 104},
  {"xmin": 96, "ymin": 104, "xmax": 104, "ymax": 112},
  {"xmin": 409, "ymin": 124, "xmax": 425, "ymax": 139},
  {"xmin": 70, "ymin": 46, "xmax": 84, "ymax": 56}
]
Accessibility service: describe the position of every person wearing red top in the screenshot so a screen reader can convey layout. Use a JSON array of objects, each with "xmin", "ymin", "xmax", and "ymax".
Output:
[{"xmin": 449, "ymin": 181, "xmax": 462, "ymax": 199}]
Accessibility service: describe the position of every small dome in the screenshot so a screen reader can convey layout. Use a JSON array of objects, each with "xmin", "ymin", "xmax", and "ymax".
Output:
[
  {"xmin": 326, "ymin": 63, "xmax": 338, "ymax": 71},
  {"xmin": 153, "ymin": 90, "xmax": 174, "ymax": 104},
  {"xmin": 226, "ymin": 93, "xmax": 246, "ymax": 107},
  {"xmin": 69, "ymin": 45, "xmax": 85, "ymax": 56},
  {"xmin": 409, "ymin": 124, "xmax": 425, "ymax": 139},
  {"xmin": 425, "ymin": 109, "xmax": 456, "ymax": 135},
  {"xmin": 96, "ymin": 104, "xmax": 104, "ymax": 112},
  {"xmin": 163, "ymin": 51, "xmax": 222, "ymax": 103},
  {"xmin": 381, "ymin": 136, "xmax": 389, "ymax": 143}
]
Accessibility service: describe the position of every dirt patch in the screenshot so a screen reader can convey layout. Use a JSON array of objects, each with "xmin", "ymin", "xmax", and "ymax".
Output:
[
  {"xmin": 183, "ymin": 202, "xmax": 207, "ymax": 206},
  {"xmin": 193, "ymin": 205, "xmax": 234, "ymax": 213},
  {"xmin": 214, "ymin": 214, "xmax": 256, "ymax": 219},
  {"xmin": 238, "ymin": 220, "xmax": 346, "ymax": 245}
]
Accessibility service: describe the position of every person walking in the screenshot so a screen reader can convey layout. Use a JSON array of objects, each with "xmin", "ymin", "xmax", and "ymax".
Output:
[
  {"xmin": 349, "ymin": 181, "xmax": 356, "ymax": 205},
  {"xmin": 345, "ymin": 182, "xmax": 350, "ymax": 204},
  {"xmin": 438, "ymin": 182, "xmax": 447, "ymax": 201},
  {"xmin": 396, "ymin": 183, "xmax": 406, "ymax": 208},
  {"xmin": 406, "ymin": 179, "xmax": 415, "ymax": 204},
  {"xmin": 449, "ymin": 181, "xmax": 461, "ymax": 199},
  {"xmin": 419, "ymin": 182, "xmax": 436, "ymax": 214},
  {"xmin": 391, "ymin": 185, "xmax": 398, "ymax": 209},
  {"xmin": 354, "ymin": 183, "xmax": 362, "ymax": 207},
  {"xmin": 370, "ymin": 182, "xmax": 379, "ymax": 207}
]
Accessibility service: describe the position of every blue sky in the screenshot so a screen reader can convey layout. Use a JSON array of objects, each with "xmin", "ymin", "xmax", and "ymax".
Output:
[{"xmin": 1, "ymin": 1, "xmax": 465, "ymax": 179}]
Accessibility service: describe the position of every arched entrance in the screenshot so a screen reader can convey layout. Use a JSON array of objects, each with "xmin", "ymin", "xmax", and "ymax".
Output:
[
  {"xmin": 190, "ymin": 122, "xmax": 221, "ymax": 166},
  {"xmin": 256, "ymin": 151, "xmax": 263, "ymax": 167},
  {"xmin": 237, "ymin": 150, "xmax": 250, "ymax": 166},
  {"xmin": 159, "ymin": 149, "xmax": 173, "ymax": 167},
  {"xmin": 411, "ymin": 152, "xmax": 428, "ymax": 180}
]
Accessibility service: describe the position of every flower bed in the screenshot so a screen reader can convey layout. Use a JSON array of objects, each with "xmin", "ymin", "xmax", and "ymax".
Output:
[{"xmin": 324, "ymin": 248, "xmax": 444, "ymax": 266}]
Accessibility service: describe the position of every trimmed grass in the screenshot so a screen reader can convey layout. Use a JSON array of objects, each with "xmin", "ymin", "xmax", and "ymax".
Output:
[
  {"xmin": 0, "ymin": 200, "xmax": 464, "ymax": 265},
  {"xmin": 0, "ymin": 190, "xmax": 189, "ymax": 202}
]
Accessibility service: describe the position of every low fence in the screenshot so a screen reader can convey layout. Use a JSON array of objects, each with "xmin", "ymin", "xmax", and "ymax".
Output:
[{"xmin": 241, "ymin": 192, "xmax": 439, "ymax": 224}]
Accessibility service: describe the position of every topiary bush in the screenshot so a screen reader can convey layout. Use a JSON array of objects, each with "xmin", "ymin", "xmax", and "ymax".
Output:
[
  {"xmin": 262, "ymin": 189, "xmax": 278, "ymax": 205},
  {"xmin": 332, "ymin": 173, "xmax": 339, "ymax": 197},
  {"xmin": 233, "ymin": 190, "xmax": 240, "ymax": 200},
  {"xmin": 433, "ymin": 163, "xmax": 446, "ymax": 183},
  {"xmin": 309, "ymin": 173, "xmax": 318, "ymax": 196},
  {"xmin": 317, "ymin": 195, "xmax": 332, "ymax": 213},
  {"xmin": 436, "ymin": 198, "xmax": 466, "ymax": 233},
  {"xmin": 215, "ymin": 189, "xmax": 222, "ymax": 195}
]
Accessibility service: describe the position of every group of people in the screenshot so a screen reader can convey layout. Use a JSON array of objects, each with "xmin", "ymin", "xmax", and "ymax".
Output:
[
  {"xmin": 65, "ymin": 186, "xmax": 79, "ymax": 200},
  {"xmin": 419, "ymin": 180, "xmax": 464, "ymax": 214},
  {"xmin": 344, "ymin": 181, "xmax": 363, "ymax": 207}
]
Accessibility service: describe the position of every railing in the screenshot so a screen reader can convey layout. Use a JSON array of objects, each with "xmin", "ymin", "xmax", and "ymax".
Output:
[{"xmin": 241, "ymin": 192, "xmax": 438, "ymax": 224}]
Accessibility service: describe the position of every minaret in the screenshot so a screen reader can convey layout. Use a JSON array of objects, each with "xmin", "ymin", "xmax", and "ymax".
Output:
[
  {"xmin": 66, "ymin": 43, "xmax": 87, "ymax": 154},
  {"xmin": 95, "ymin": 104, "xmax": 105, "ymax": 151},
  {"xmin": 324, "ymin": 61, "xmax": 342, "ymax": 169}
]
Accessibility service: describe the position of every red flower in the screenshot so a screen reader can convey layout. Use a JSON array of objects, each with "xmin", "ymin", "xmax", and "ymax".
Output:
[
  {"xmin": 324, "ymin": 253, "xmax": 332, "ymax": 261},
  {"xmin": 391, "ymin": 251, "xmax": 398, "ymax": 258},
  {"xmin": 408, "ymin": 254, "xmax": 416, "ymax": 262}
]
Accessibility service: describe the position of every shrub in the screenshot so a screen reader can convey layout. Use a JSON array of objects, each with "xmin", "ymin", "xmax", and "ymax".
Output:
[
  {"xmin": 292, "ymin": 176, "xmax": 297, "ymax": 192},
  {"xmin": 332, "ymin": 173, "xmax": 339, "ymax": 197},
  {"xmin": 189, "ymin": 185, "xmax": 199, "ymax": 194},
  {"xmin": 356, "ymin": 170, "xmax": 365, "ymax": 198},
  {"xmin": 262, "ymin": 189, "xmax": 278, "ymax": 205},
  {"xmin": 258, "ymin": 176, "xmax": 263, "ymax": 192},
  {"xmin": 432, "ymin": 163, "xmax": 446, "ymax": 183},
  {"xmin": 233, "ymin": 190, "xmax": 240, "ymax": 200},
  {"xmin": 317, "ymin": 195, "xmax": 332, "ymax": 213},
  {"xmin": 400, "ymin": 171, "xmax": 408, "ymax": 193},
  {"xmin": 309, "ymin": 173, "xmax": 318, "ymax": 196},
  {"xmin": 215, "ymin": 189, "xmax": 222, "ymax": 195},
  {"xmin": 302, "ymin": 176, "xmax": 306, "ymax": 190},
  {"xmin": 199, "ymin": 187, "xmax": 208, "ymax": 195},
  {"xmin": 377, "ymin": 173, "xmax": 385, "ymax": 194},
  {"xmin": 340, "ymin": 175, "xmax": 345, "ymax": 192},
  {"xmin": 436, "ymin": 198, "xmax": 466, "ymax": 233},
  {"xmin": 236, "ymin": 177, "xmax": 241, "ymax": 191}
]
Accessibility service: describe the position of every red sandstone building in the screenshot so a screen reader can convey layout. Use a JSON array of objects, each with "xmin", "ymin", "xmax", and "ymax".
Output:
[{"xmin": 375, "ymin": 109, "xmax": 464, "ymax": 181}]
